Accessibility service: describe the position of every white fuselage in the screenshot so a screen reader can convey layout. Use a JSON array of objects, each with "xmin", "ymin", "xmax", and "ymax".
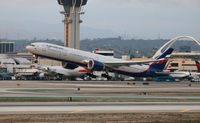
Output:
[
  {"xmin": 28, "ymin": 43, "xmax": 122, "ymax": 63},
  {"xmin": 170, "ymin": 71, "xmax": 190, "ymax": 78},
  {"xmin": 170, "ymin": 71, "xmax": 200, "ymax": 79},
  {"xmin": 40, "ymin": 66, "xmax": 88, "ymax": 77}
]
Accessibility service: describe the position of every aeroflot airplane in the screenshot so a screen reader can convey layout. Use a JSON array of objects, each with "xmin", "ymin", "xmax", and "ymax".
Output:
[{"xmin": 26, "ymin": 43, "xmax": 173, "ymax": 78}]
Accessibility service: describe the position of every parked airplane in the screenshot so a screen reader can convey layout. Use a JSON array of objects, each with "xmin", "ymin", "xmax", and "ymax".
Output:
[
  {"xmin": 167, "ymin": 61, "xmax": 200, "ymax": 80},
  {"xmin": 169, "ymin": 71, "xmax": 191, "ymax": 79},
  {"xmin": 38, "ymin": 65, "xmax": 89, "ymax": 80},
  {"xmin": 26, "ymin": 43, "xmax": 173, "ymax": 78}
]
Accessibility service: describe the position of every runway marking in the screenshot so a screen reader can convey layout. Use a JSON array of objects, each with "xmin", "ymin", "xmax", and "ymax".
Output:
[
  {"xmin": 180, "ymin": 109, "xmax": 190, "ymax": 112},
  {"xmin": 70, "ymin": 110, "xmax": 84, "ymax": 114}
]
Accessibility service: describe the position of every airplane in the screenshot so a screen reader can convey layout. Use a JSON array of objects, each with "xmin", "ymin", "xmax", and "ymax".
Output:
[
  {"xmin": 26, "ymin": 42, "xmax": 173, "ymax": 78},
  {"xmin": 38, "ymin": 65, "xmax": 90, "ymax": 80},
  {"xmin": 190, "ymin": 61, "xmax": 200, "ymax": 82},
  {"xmin": 169, "ymin": 71, "xmax": 191, "ymax": 80},
  {"xmin": 165, "ymin": 60, "xmax": 200, "ymax": 81}
]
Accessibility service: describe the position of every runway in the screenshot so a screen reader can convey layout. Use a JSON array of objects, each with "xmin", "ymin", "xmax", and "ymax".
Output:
[
  {"xmin": 0, "ymin": 80, "xmax": 200, "ymax": 103},
  {"xmin": 0, "ymin": 81, "xmax": 200, "ymax": 122},
  {"xmin": 0, "ymin": 103, "xmax": 200, "ymax": 114},
  {"xmin": 0, "ymin": 80, "xmax": 200, "ymax": 113}
]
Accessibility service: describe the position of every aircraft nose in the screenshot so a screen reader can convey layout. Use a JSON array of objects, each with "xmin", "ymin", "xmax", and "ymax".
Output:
[
  {"xmin": 26, "ymin": 46, "xmax": 30, "ymax": 50},
  {"xmin": 26, "ymin": 46, "xmax": 33, "ymax": 51}
]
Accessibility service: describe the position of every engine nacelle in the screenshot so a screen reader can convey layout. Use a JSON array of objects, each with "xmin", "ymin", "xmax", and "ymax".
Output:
[
  {"xmin": 87, "ymin": 60, "xmax": 105, "ymax": 71},
  {"xmin": 62, "ymin": 62, "xmax": 78, "ymax": 70},
  {"xmin": 39, "ymin": 73, "xmax": 45, "ymax": 78}
]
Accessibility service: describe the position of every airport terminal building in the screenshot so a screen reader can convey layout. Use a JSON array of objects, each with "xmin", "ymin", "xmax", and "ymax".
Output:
[{"xmin": 0, "ymin": 42, "xmax": 15, "ymax": 54}]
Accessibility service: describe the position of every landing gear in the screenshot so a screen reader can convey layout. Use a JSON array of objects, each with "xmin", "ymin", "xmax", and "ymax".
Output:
[
  {"xmin": 88, "ymin": 73, "xmax": 97, "ymax": 79},
  {"xmin": 33, "ymin": 55, "xmax": 39, "ymax": 64},
  {"xmin": 102, "ymin": 72, "xmax": 112, "ymax": 81},
  {"xmin": 34, "ymin": 59, "xmax": 38, "ymax": 64}
]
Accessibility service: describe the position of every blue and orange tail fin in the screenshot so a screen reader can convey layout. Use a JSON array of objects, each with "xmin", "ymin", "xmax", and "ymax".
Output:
[{"xmin": 149, "ymin": 48, "xmax": 174, "ymax": 72}]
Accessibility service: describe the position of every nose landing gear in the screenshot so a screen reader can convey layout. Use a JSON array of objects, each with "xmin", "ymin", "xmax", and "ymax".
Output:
[{"xmin": 33, "ymin": 55, "xmax": 39, "ymax": 64}]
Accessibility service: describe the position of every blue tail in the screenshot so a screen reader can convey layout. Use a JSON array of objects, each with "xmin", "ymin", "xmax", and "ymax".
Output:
[
  {"xmin": 156, "ymin": 48, "xmax": 174, "ymax": 60},
  {"xmin": 149, "ymin": 48, "xmax": 174, "ymax": 72}
]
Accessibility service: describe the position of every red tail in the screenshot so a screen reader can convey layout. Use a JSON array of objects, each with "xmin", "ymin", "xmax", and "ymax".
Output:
[{"xmin": 195, "ymin": 61, "xmax": 200, "ymax": 72}]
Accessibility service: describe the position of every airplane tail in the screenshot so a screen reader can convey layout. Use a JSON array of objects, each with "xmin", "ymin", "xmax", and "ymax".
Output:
[
  {"xmin": 149, "ymin": 48, "xmax": 174, "ymax": 72},
  {"xmin": 156, "ymin": 48, "xmax": 174, "ymax": 60},
  {"xmin": 195, "ymin": 61, "xmax": 200, "ymax": 72}
]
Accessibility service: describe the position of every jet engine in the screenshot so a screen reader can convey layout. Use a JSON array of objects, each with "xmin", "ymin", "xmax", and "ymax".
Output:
[{"xmin": 87, "ymin": 60, "xmax": 105, "ymax": 71}]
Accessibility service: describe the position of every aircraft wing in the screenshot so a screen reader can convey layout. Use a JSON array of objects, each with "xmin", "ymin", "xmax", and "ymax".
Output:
[
  {"xmin": 103, "ymin": 59, "xmax": 157, "ymax": 68},
  {"xmin": 104, "ymin": 48, "xmax": 173, "ymax": 68}
]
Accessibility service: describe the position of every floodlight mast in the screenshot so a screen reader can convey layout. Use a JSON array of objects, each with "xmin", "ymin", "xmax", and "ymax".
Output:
[{"xmin": 58, "ymin": 0, "xmax": 88, "ymax": 49}]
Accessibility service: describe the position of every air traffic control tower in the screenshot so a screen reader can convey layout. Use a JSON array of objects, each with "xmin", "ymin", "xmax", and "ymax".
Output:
[{"xmin": 58, "ymin": 0, "xmax": 88, "ymax": 49}]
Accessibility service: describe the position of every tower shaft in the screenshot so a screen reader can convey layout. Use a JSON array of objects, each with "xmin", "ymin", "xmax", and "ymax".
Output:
[
  {"xmin": 58, "ymin": 0, "xmax": 88, "ymax": 49},
  {"xmin": 63, "ymin": 8, "xmax": 81, "ymax": 49}
]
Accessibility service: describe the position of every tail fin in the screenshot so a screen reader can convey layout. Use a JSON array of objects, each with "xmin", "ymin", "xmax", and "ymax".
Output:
[
  {"xmin": 149, "ymin": 48, "xmax": 174, "ymax": 72},
  {"xmin": 156, "ymin": 48, "xmax": 174, "ymax": 60},
  {"xmin": 195, "ymin": 61, "xmax": 200, "ymax": 72}
]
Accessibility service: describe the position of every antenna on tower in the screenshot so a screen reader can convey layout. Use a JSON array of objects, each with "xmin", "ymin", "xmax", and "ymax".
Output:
[
  {"xmin": 71, "ymin": 0, "xmax": 77, "ymax": 13},
  {"xmin": 79, "ymin": 0, "xmax": 83, "ymax": 13}
]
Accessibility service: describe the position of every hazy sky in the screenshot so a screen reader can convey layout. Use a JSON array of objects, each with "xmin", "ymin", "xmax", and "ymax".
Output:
[{"xmin": 0, "ymin": 0, "xmax": 199, "ymax": 40}]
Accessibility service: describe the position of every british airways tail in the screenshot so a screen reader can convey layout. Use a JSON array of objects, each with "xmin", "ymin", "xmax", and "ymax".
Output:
[
  {"xmin": 149, "ymin": 48, "xmax": 174, "ymax": 72},
  {"xmin": 195, "ymin": 61, "xmax": 200, "ymax": 72}
]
